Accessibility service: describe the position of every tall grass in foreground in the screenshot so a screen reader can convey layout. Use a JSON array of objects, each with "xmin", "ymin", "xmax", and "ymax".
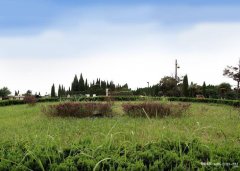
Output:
[{"xmin": 0, "ymin": 139, "xmax": 239, "ymax": 170}]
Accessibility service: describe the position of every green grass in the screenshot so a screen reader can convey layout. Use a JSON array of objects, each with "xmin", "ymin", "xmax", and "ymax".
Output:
[
  {"xmin": 0, "ymin": 101, "xmax": 240, "ymax": 170},
  {"xmin": 0, "ymin": 102, "xmax": 239, "ymax": 148}
]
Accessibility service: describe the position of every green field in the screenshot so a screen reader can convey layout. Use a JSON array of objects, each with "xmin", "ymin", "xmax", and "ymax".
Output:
[{"xmin": 0, "ymin": 102, "xmax": 240, "ymax": 170}]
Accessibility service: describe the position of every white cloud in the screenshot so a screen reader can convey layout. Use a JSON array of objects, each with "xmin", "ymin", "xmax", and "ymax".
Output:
[{"xmin": 0, "ymin": 18, "xmax": 239, "ymax": 94}]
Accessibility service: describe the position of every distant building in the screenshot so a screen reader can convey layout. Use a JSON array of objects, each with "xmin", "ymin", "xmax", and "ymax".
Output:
[
  {"xmin": 15, "ymin": 96, "xmax": 25, "ymax": 100},
  {"xmin": 7, "ymin": 95, "xmax": 25, "ymax": 100}
]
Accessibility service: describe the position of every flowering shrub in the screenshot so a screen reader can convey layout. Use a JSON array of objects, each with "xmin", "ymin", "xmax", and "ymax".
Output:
[
  {"xmin": 42, "ymin": 102, "xmax": 112, "ymax": 117},
  {"xmin": 122, "ymin": 102, "xmax": 190, "ymax": 118},
  {"xmin": 23, "ymin": 96, "xmax": 37, "ymax": 106}
]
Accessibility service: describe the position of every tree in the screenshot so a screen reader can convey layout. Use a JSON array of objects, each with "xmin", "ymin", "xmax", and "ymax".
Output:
[
  {"xmin": 51, "ymin": 84, "xmax": 56, "ymax": 97},
  {"xmin": 25, "ymin": 90, "xmax": 32, "ymax": 96},
  {"xmin": 202, "ymin": 82, "xmax": 206, "ymax": 97},
  {"xmin": 58, "ymin": 85, "xmax": 61, "ymax": 97},
  {"xmin": 0, "ymin": 87, "xmax": 11, "ymax": 97},
  {"xmin": 159, "ymin": 76, "xmax": 179, "ymax": 96},
  {"xmin": 71, "ymin": 75, "xmax": 79, "ymax": 92},
  {"xmin": 182, "ymin": 75, "xmax": 189, "ymax": 97},
  {"xmin": 205, "ymin": 84, "xmax": 218, "ymax": 99},
  {"xmin": 79, "ymin": 73, "xmax": 85, "ymax": 91},
  {"xmin": 85, "ymin": 79, "xmax": 89, "ymax": 90},
  {"xmin": 223, "ymin": 60, "xmax": 240, "ymax": 96},
  {"xmin": 218, "ymin": 82, "xmax": 231, "ymax": 99},
  {"xmin": 188, "ymin": 82, "xmax": 201, "ymax": 97}
]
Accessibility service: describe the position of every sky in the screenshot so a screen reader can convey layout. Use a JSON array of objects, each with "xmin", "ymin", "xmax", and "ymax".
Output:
[{"xmin": 0, "ymin": 0, "xmax": 240, "ymax": 95}]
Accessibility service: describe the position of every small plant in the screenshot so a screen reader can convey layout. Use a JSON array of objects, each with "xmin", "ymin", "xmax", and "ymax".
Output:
[
  {"xmin": 122, "ymin": 102, "xmax": 190, "ymax": 118},
  {"xmin": 42, "ymin": 102, "xmax": 112, "ymax": 118},
  {"xmin": 23, "ymin": 96, "xmax": 37, "ymax": 106}
]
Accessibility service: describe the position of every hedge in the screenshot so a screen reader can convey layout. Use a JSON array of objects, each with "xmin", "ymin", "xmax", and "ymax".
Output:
[
  {"xmin": 168, "ymin": 97, "xmax": 240, "ymax": 107},
  {"xmin": 0, "ymin": 96, "xmax": 160, "ymax": 107},
  {"xmin": 0, "ymin": 100, "xmax": 25, "ymax": 106},
  {"xmin": 1, "ymin": 96, "xmax": 240, "ymax": 107}
]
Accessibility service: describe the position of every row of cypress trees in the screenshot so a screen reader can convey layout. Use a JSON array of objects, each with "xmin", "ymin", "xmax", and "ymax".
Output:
[{"xmin": 51, "ymin": 73, "xmax": 128, "ymax": 97}]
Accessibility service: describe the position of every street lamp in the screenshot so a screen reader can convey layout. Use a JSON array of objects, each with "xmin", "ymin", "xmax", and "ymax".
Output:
[
  {"xmin": 147, "ymin": 82, "xmax": 149, "ymax": 96},
  {"xmin": 175, "ymin": 59, "xmax": 180, "ymax": 81}
]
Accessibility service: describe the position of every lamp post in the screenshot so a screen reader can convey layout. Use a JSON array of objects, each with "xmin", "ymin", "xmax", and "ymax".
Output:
[
  {"xmin": 175, "ymin": 59, "xmax": 180, "ymax": 81},
  {"xmin": 147, "ymin": 82, "xmax": 149, "ymax": 96}
]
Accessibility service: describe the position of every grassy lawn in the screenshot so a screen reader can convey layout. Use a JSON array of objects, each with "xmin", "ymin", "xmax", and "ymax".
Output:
[{"xmin": 0, "ymin": 101, "xmax": 240, "ymax": 170}]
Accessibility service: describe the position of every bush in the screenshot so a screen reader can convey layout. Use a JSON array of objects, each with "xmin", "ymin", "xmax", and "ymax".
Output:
[
  {"xmin": 23, "ymin": 96, "xmax": 37, "ymax": 106},
  {"xmin": 122, "ymin": 102, "xmax": 191, "ymax": 118},
  {"xmin": 0, "ymin": 100, "xmax": 25, "ymax": 106},
  {"xmin": 168, "ymin": 97, "xmax": 240, "ymax": 107},
  {"xmin": 42, "ymin": 102, "xmax": 113, "ymax": 118}
]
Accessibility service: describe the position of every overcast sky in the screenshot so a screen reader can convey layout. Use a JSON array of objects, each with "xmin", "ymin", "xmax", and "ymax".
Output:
[{"xmin": 0, "ymin": 0, "xmax": 239, "ymax": 95}]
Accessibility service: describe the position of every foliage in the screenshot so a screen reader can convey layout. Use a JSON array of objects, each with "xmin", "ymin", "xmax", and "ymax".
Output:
[
  {"xmin": 218, "ymin": 82, "xmax": 232, "ymax": 99},
  {"xmin": 223, "ymin": 61, "xmax": 240, "ymax": 89},
  {"xmin": 0, "ymin": 100, "xmax": 25, "ymax": 106},
  {"xmin": 189, "ymin": 82, "xmax": 202, "ymax": 97},
  {"xmin": 58, "ymin": 84, "xmax": 66, "ymax": 97},
  {"xmin": 79, "ymin": 73, "xmax": 85, "ymax": 91},
  {"xmin": 122, "ymin": 102, "xmax": 191, "ymax": 118},
  {"xmin": 51, "ymin": 84, "xmax": 56, "ymax": 97},
  {"xmin": 24, "ymin": 90, "xmax": 32, "ymax": 96},
  {"xmin": 42, "ymin": 102, "xmax": 113, "ymax": 117},
  {"xmin": 183, "ymin": 75, "xmax": 189, "ymax": 97},
  {"xmin": 0, "ymin": 87, "xmax": 11, "ymax": 97},
  {"xmin": 168, "ymin": 97, "xmax": 240, "ymax": 107},
  {"xmin": 202, "ymin": 82, "xmax": 206, "ymax": 97},
  {"xmin": 159, "ymin": 76, "xmax": 180, "ymax": 97}
]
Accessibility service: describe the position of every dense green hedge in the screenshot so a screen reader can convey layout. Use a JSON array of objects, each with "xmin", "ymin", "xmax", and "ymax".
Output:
[
  {"xmin": 1, "ymin": 96, "xmax": 240, "ymax": 107},
  {"xmin": 0, "ymin": 100, "xmax": 25, "ymax": 106},
  {"xmin": 0, "ymin": 139, "xmax": 239, "ymax": 170},
  {"xmin": 1, "ymin": 96, "xmax": 158, "ymax": 107},
  {"xmin": 168, "ymin": 97, "xmax": 240, "ymax": 107}
]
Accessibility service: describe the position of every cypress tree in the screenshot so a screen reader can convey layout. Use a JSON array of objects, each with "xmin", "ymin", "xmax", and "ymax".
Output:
[
  {"xmin": 79, "ymin": 73, "xmax": 85, "ymax": 91},
  {"xmin": 71, "ymin": 75, "xmax": 79, "ymax": 93},
  {"xmin": 202, "ymin": 82, "xmax": 206, "ymax": 97},
  {"xmin": 109, "ymin": 81, "xmax": 115, "ymax": 90},
  {"xmin": 85, "ymin": 79, "xmax": 88, "ymax": 90},
  {"xmin": 182, "ymin": 75, "xmax": 189, "ymax": 97},
  {"xmin": 51, "ymin": 84, "xmax": 56, "ymax": 97},
  {"xmin": 58, "ymin": 85, "xmax": 61, "ymax": 97},
  {"xmin": 63, "ymin": 86, "xmax": 66, "ymax": 96},
  {"xmin": 101, "ymin": 81, "xmax": 107, "ymax": 90},
  {"xmin": 61, "ymin": 85, "xmax": 63, "ymax": 96}
]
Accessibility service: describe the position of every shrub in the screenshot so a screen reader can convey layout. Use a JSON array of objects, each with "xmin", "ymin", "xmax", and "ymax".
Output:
[
  {"xmin": 23, "ymin": 96, "xmax": 37, "ymax": 106},
  {"xmin": 0, "ymin": 100, "xmax": 25, "ymax": 106},
  {"xmin": 42, "ymin": 102, "xmax": 112, "ymax": 118},
  {"xmin": 122, "ymin": 102, "xmax": 190, "ymax": 118},
  {"xmin": 167, "ymin": 97, "xmax": 240, "ymax": 107}
]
